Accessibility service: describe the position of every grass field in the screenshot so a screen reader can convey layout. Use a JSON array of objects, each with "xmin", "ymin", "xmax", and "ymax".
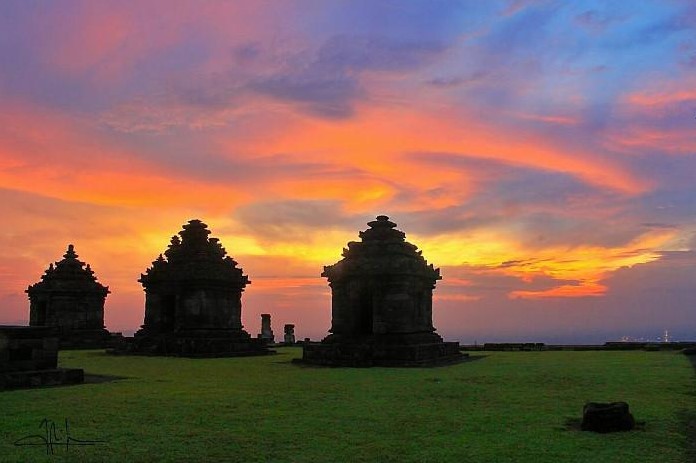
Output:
[{"xmin": 1, "ymin": 348, "xmax": 694, "ymax": 462}]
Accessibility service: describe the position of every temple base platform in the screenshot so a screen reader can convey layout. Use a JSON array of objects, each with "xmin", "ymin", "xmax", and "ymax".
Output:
[
  {"xmin": 112, "ymin": 328, "xmax": 273, "ymax": 358},
  {"xmin": 297, "ymin": 333, "xmax": 466, "ymax": 367}
]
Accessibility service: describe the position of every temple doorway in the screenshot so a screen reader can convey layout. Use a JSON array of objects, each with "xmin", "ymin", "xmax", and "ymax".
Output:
[
  {"xmin": 161, "ymin": 295, "xmax": 176, "ymax": 330},
  {"xmin": 356, "ymin": 290, "xmax": 373, "ymax": 335}
]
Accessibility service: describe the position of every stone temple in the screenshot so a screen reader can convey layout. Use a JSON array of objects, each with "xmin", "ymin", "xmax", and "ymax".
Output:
[
  {"xmin": 130, "ymin": 219, "xmax": 269, "ymax": 357},
  {"xmin": 300, "ymin": 215, "xmax": 464, "ymax": 366},
  {"xmin": 26, "ymin": 245, "xmax": 111, "ymax": 348}
]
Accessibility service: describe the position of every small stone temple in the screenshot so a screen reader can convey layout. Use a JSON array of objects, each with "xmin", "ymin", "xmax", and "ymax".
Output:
[
  {"xmin": 0, "ymin": 326, "xmax": 84, "ymax": 389},
  {"xmin": 130, "ymin": 219, "xmax": 269, "ymax": 357},
  {"xmin": 300, "ymin": 215, "xmax": 464, "ymax": 366},
  {"xmin": 26, "ymin": 245, "xmax": 111, "ymax": 348}
]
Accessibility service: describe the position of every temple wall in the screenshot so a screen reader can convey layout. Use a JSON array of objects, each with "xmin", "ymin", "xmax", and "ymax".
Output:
[
  {"xmin": 179, "ymin": 289, "xmax": 243, "ymax": 330},
  {"xmin": 330, "ymin": 277, "xmax": 435, "ymax": 336},
  {"xmin": 29, "ymin": 294, "xmax": 106, "ymax": 332}
]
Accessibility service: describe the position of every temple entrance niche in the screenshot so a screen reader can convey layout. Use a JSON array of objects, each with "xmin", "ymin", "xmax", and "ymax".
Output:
[
  {"xmin": 160, "ymin": 295, "xmax": 177, "ymax": 330},
  {"xmin": 26, "ymin": 245, "xmax": 111, "ymax": 348},
  {"xmin": 130, "ymin": 219, "xmax": 269, "ymax": 357},
  {"xmin": 350, "ymin": 281, "xmax": 374, "ymax": 335},
  {"xmin": 300, "ymin": 215, "xmax": 464, "ymax": 367},
  {"xmin": 34, "ymin": 301, "xmax": 48, "ymax": 326}
]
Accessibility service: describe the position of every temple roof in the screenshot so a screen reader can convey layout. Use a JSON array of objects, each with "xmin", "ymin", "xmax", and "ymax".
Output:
[
  {"xmin": 139, "ymin": 219, "xmax": 249, "ymax": 288},
  {"xmin": 322, "ymin": 215, "xmax": 441, "ymax": 283},
  {"xmin": 26, "ymin": 244, "xmax": 109, "ymax": 295}
]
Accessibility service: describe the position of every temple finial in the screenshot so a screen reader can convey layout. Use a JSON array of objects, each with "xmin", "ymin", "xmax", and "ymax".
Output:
[{"xmin": 64, "ymin": 244, "xmax": 78, "ymax": 259}]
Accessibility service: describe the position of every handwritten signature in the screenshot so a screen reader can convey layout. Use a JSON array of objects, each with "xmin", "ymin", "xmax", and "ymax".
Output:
[{"xmin": 14, "ymin": 418, "xmax": 106, "ymax": 455}]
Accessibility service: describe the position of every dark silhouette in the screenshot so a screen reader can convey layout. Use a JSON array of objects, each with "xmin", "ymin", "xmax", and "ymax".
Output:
[
  {"xmin": 126, "ymin": 219, "xmax": 270, "ymax": 357},
  {"xmin": 581, "ymin": 402, "xmax": 635, "ymax": 433},
  {"xmin": 258, "ymin": 314, "xmax": 274, "ymax": 344},
  {"xmin": 26, "ymin": 245, "xmax": 111, "ymax": 348},
  {"xmin": 0, "ymin": 326, "xmax": 83, "ymax": 389},
  {"xmin": 284, "ymin": 324, "xmax": 296, "ymax": 345},
  {"xmin": 300, "ymin": 215, "xmax": 464, "ymax": 366}
]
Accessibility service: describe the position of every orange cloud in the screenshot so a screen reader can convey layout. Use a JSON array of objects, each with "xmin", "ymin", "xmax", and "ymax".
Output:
[
  {"xmin": 0, "ymin": 103, "xmax": 255, "ymax": 210},
  {"xmin": 418, "ymin": 228, "xmax": 675, "ymax": 300},
  {"xmin": 510, "ymin": 281, "xmax": 606, "ymax": 299},
  {"xmin": 236, "ymin": 104, "xmax": 649, "ymax": 200},
  {"xmin": 606, "ymin": 126, "xmax": 696, "ymax": 156},
  {"xmin": 625, "ymin": 88, "xmax": 696, "ymax": 108}
]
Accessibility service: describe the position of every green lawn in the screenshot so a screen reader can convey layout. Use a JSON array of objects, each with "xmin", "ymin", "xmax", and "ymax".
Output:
[{"xmin": 1, "ymin": 348, "xmax": 694, "ymax": 462}]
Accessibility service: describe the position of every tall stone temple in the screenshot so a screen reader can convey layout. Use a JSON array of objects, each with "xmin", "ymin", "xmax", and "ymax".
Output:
[
  {"xmin": 131, "ymin": 219, "xmax": 269, "ymax": 357},
  {"xmin": 26, "ymin": 245, "xmax": 111, "ymax": 348},
  {"xmin": 300, "ymin": 215, "xmax": 464, "ymax": 366}
]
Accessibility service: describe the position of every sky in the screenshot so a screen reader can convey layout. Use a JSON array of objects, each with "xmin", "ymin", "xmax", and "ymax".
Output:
[{"xmin": 1, "ymin": 0, "xmax": 695, "ymax": 343}]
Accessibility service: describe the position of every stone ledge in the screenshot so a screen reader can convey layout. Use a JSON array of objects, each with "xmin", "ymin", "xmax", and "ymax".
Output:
[
  {"xmin": 0, "ymin": 368, "xmax": 84, "ymax": 390},
  {"xmin": 297, "ymin": 341, "xmax": 466, "ymax": 367}
]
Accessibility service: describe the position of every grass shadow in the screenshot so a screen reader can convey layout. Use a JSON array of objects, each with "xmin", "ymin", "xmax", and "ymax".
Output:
[
  {"xmin": 83, "ymin": 373, "xmax": 129, "ymax": 384},
  {"xmin": 562, "ymin": 417, "xmax": 647, "ymax": 432}
]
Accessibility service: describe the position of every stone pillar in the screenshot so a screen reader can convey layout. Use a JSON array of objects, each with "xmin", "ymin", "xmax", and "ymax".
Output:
[
  {"xmin": 260, "ymin": 314, "xmax": 274, "ymax": 343},
  {"xmin": 284, "ymin": 324, "xmax": 295, "ymax": 345}
]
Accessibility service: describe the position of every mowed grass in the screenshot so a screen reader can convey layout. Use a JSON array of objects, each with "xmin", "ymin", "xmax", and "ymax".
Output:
[{"xmin": 1, "ymin": 348, "xmax": 694, "ymax": 462}]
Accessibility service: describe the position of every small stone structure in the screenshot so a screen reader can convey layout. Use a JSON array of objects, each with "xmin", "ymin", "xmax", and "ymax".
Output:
[
  {"xmin": 581, "ymin": 402, "xmax": 635, "ymax": 433},
  {"xmin": 129, "ymin": 219, "xmax": 269, "ymax": 357},
  {"xmin": 259, "ymin": 314, "xmax": 274, "ymax": 344},
  {"xmin": 300, "ymin": 215, "xmax": 464, "ymax": 367},
  {"xmin": 26, "ymin": 245, "xmax": 111, "ymax": 348},
  {"xmin": 284, "ymin": 324, "xmax": 296, "ymax": 345},
  {"xmin": 0, "ymin": 326, "xmax": 83, "ymax": 389}
]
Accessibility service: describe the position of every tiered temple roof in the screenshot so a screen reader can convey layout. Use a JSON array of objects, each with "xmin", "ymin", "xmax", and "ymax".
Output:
[
  {"xmin": 27, "ymin": 245, "xmax": 109, "ymax": 296},
  {"xmin": 322, "ymin": 215, "xmax": 441, "ymax": 283},
  {"xmin": 139, "ymin": 219, "xmax": 249, "ymax": 289}
]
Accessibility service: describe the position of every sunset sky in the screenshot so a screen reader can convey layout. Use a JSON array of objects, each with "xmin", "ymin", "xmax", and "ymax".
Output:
[{"xmin": 1, "ymin": 0, "xmax": 695, "ymax": 343}]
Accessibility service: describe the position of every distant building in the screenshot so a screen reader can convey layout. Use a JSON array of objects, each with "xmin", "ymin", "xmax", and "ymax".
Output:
[
  {"xmin": 131, "ymin": 219, "xmax": 269, "ymax": 357},
  {"xmin": 26, "ymin": 245, "xmax": 111, "ymax": 348},
  {"xmin": 300, "ymin": 215, "xmax": 464, "ymax": 366}
]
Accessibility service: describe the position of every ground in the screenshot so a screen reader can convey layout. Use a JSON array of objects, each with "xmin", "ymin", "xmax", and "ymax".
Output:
[{"xmin": 1, "ymin": 348, "xmax": 694, "ymax": 462}]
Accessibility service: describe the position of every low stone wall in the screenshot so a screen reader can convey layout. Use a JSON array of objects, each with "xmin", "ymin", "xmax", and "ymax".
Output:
[
  {"xmin": 0, "ymin": 326, "xmax": 59, "ymax": 372},
  {"xmin": 111, "ymin": 331, "xmax": 273, "ymax": 358},
  {"xmin": 0, "ymin": 326, "xmax": 84, "ymax": 390},
  {"xmin": 482, "ymin": 343, "xmax": 546, "ymax": 351}
]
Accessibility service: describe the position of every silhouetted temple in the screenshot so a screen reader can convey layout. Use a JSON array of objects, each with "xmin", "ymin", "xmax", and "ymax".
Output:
[
  {"xmin": 26, "ymin": 245, "xmax": 111, "ymax": 348},
  {"xmin": 300, "ymin": 215, "xmax": 464, "ymax": 366},
  {"xmin": 131, "ymin": 219, "xmax": 268, "ymax": 357}
]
